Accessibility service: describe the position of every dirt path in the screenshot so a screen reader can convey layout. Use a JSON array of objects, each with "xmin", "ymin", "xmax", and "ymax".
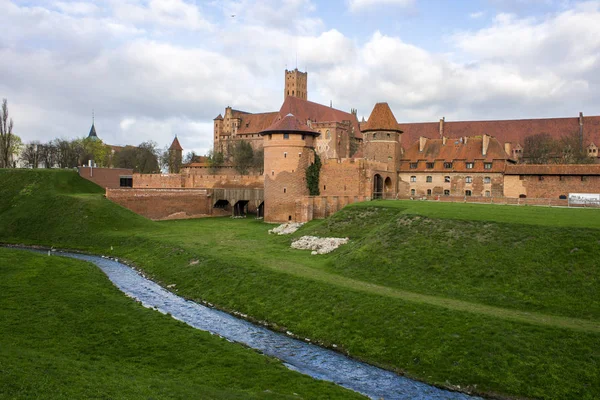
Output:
[{"xmin": 266, "ymin": 260, "xmax": 600, "ymax": 333}]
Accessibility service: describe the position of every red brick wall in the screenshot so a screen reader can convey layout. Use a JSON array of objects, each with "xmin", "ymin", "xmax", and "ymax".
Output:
[
  {"xmin": 132, "ymin": 173, "xmax": 263, "ymax": 189},
  {"xmin": 295, "ymin": 195, "xmax": 368, "ymax": 222},
  {"xmin": 106, "ymin": 188, "xmax": 226, "ymax": 220},
  {"xmin": 320, "ymin": 158, "xmax": 367, "ymax": 196},
  {"xmin": 263, "ymin": 133, "xmax": 315, "ymax": 223},
  {"xmin": 504, "ymin": 175, "xmax": 600, "ymax": 198},
  {"xmin": 78, "ymin": 167, "xmax": 133, "ymax": 189}
]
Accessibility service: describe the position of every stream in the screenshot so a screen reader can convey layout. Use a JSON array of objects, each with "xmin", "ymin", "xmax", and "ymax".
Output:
[{"xmin": 21, "ymin": 248, "xmax": 479, "ymax": 400}]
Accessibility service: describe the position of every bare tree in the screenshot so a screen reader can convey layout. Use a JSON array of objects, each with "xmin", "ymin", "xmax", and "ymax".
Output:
[
  {"xmin": 0, "ymin": 99, "xmax": 15, "ymax": 168},
  {"xmin": 21, "ymin": 141, "xmax": 42, "ymax": 168}
]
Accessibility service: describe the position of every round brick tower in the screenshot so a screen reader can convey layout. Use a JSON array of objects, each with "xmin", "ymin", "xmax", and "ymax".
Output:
[{"xmin": 260, "ymin": 113, "xmax": 320, "ymax": 223}]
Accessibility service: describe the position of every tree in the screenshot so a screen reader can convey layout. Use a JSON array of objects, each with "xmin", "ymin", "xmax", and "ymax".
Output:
[
  {"xmin": 231, "ymin": 140, "xmax": 254, "ymax": 175},
  {"xmin": 81, "ymin": 137, "xmax": 111, "ymax": 167},
  {"xmin": 39, "ymin": 141, "xmax": 58, "ymax": 168},
  {"xmin": 114, "ymin": 141, "xmax": 160, "ymax": 173},
  {"xmin": 183, "ymin": 151, "xmax": 198, "ymax": 164},
  {"xmin": 523, "ymin": 133, "xmax": 556, "ymax": 164},
  {"xmin": 305, "ymin": 151, "xmax": 321, "ymax": 196},
  {"xmin": 206, "ymin": 149, "xmax": 224, "ymax": 174},
  {"xmin": 557, "ymin": 131, "xmax": 593, "ymax": 164},
  {"xmin": 252, "ymin": 147, "xmax": 264, "ymax": 174},
  {"xmin": 21, "ymin": 141, "xmax": 42, "ymax": 168},
  {"xmin": 0, "ymin": 99, "xmax": 15, "ymax": 168}
]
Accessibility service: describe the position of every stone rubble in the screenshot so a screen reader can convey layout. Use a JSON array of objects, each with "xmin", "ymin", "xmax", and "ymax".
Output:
[
  {"xmin": 291, "ymin": 236, "xmax": 349, "ymax": 255},
  {"xmin": 268, "ymin": 222, "xmax": 305, "ymax": 235}
]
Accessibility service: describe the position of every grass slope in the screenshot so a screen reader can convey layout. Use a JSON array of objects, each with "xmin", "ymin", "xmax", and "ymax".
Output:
[
  {"xmin": 0, "ymin": 248, "xmax": 361, "ymax": 399},
  {"xmin": 1, "ymin": 169, "xmax": 599, "ymax": 399}
]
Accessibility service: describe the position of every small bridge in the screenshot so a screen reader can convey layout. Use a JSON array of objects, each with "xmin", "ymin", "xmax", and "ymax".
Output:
[{"xmin": 211, "ymin": 188, "xmax": 264, "ymax": 217}]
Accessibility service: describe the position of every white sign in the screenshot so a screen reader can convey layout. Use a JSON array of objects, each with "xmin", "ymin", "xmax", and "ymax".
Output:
[{"xmin": 569, "ymin": 193, "xmax": 600, "ymax": 206}]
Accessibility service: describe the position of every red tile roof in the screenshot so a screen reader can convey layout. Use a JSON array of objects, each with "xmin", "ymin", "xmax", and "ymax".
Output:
[
  {"xmin": 399, "ymin": 115, "xmax": 600, "ymax": 149},
  {"xmin": 169, "ymin": 137, "xmax": 183, "ymax": 151},
  {"xmin": 402, "ymin": 136, "xmax": 508, "ymax": 162},
  {"xmin": 260, "ymin": 113, "xmax": 320, "ymax": 136},
  {"xmin": 236, "ymin": 112, "xmax": 280, "ymax": 135},
  {"xmin": 505, "ymin": 164, "xmax": 600, "ymax": 175},
  {"xmin": 214, "ymin": 114, "xmax": 223, "ymax": 120},
  {"xmin": 362, "ymin": 103, "xmax": 403, "ymax": 132},
  {"xmin": 277, "ymin": 96, "xmax": 362, "ymax": 139}
]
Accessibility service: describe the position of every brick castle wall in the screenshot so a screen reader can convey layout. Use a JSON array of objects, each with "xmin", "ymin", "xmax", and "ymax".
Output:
[
  {"xmin": 295, "ymin": 195, "xmax": 368, "ymax": 222},
  {"xmin": 263, "ymin": 133, "xmax": 315, "ymax": 223},
  {"xmin": 106, "ymin": 188, "xmax": 228, "ymax": 220},
  {"xmin": 78, "ymin": 166, "xmax": 133, "ymax": 189},
  {"xmin": 133, "ymin": 173, "xmax": 263, "ymax": 189},
  {"xmin": 504, "ymin": 175, "xmax": 600, "ymax": 198}
]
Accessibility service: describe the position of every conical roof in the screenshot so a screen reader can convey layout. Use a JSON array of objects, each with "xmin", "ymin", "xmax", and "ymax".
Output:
[
  {"xmin": 260, "ymin": 113, "xmax": 320, "ymax": 136},
  {"xmin": 361, "ymin": 102, "xmax": 403, "ymax": 132},
  {"xmin": 169, "ymin": 136, "xmax": 183, "ymax": 151},
  {"xmin": 88, "ymin": 123, "xmax": 98, "ymax": 139}
]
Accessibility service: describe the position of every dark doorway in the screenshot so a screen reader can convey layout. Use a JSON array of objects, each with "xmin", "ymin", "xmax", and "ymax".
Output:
[
  {"xmin": 233, "ymin": 200, "xmax": 249, "ymax": 217},
  {"xmin": 373, "ymin": 174, "xmax": 383, "ymax": 199},
  {"xmin": 257, "ymin": 202, "xmax": 264, "ymax": 218},
  {"xmin": 214, "ymin": 199, "xmax": 230, "ymax": 209}
]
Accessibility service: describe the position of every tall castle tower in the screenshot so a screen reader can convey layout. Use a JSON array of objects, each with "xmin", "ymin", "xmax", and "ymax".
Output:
[
  {"xmin": 362, "ymin": 102, "xmax": 403, "ymax": 170},
  {"xmin": 284, "ymin": 68, "xmax": 307, "ymax": 101},
  {"xmin": 168, "ymin": 136, "xmax": 183, "ymax": 173},
  {"xmin": 260, "ymin": 113, "xmax": 319, "ymax": 223}
]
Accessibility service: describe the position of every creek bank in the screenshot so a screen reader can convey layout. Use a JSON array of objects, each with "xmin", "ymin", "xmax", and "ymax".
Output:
[{"xmin": 5, "ymin": 245, "xmax": 479, "ymax": 400}]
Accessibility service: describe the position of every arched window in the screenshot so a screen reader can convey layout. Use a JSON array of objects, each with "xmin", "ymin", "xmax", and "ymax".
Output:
[{"xmin": 411, "ymin": 189, "xmax": 416, "ymax": 196}]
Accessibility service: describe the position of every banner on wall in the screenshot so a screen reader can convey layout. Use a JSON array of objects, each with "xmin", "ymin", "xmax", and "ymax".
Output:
[{"xmin": 568, "ymin": 193, "xmax": 600, "ymax": 206}]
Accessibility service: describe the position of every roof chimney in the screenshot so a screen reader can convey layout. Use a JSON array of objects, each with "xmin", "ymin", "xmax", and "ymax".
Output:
[
  {"xmin": 579, "ymin": 112, "xmax": 584, "ymax": 151},
  {"xmin": 419, "ymin": 136, "xmax": 427, "ymax": 152},
  {"xmin": 442, "ymin": 136, "xmax": 447, "ymax": 145},
  {"xmin": 504, "ymin": 142, "xmax": 512, "ymax": 157},
  {"xmin": 439, "ymin": 117, "xmax": 445, "ymax": 138},
  {"xmin": 463, "ymin": 136, "xmax": 468, "ymax": 145},
  {"xmin": 482, "ymin": 134, "xmax": 490, "ymax": 156}
]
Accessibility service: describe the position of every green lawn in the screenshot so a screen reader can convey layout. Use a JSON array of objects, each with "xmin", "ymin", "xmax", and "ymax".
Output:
[
  {"xmin": 1, "ymin": 169, "xmax": 599, "ymax": 399},
  {"xmin": 0, "ymin": 248, "xmax": 362, "ymax": 399}
]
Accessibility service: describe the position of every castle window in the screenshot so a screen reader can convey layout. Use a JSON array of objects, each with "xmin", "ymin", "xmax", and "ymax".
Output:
[
  {"xmin": 466, "ymin": 176, "xmax": 473, "ymax": 183},
  {"xmin": 283, "ymin": 133, "xmax": 289, "ymax": 139},
  {"xmin": 426, "ymin": 176, "xmax": 432, "ymax": 183},
  {"xmin": 444, "ymin": 162, "xmax": 453, "ymax": 169},
  {"xmin": 465, "ymin": 190, "xmax": 472, "ymax": 196},
  {"xmin": 484, "ymin": 176, "xmax": 491, "ymax": 184},
  {"xmin": 411, "ymin": 189, "xmax": 416, "ymax": 196},
  {"xmin": 373, "ymin": 133, "xmax": 377, "ymax": 139},
  {"xmin": 444, "ymin": 176, "xmax": 450, "ymax": 183},
  {"xmin": 484, "ymin": 162, "xmax": 492, "ymax": 169},
  {"xmin": 299, "ymin": 153, "xmax": 302, "ymax": 158},
  {"xmin": 302, "ymin": 134, "xmax": 306, "ymax": 140},
  {"xmin": 272, "ymin": 170, "xmax": 274, "ymax": 176},
  {"xmin": 387, "ymin": 133, "xmax": 391, "ymax": 138},
  {"xmin": 560, "ymin": 175, "xmax": 564, "ymax": 181},
  {"xmin": 485, "ymin": 190, "xmax": 491, "ymax": 197},
  {"xmin": 269, "ymin": 134, "xmax": 272, "ymax": 140},
  {"xmin": 410, "ymin": 162, "xmax": 418, "ymax": 169},
  {"xmin": 427, "ymin": 189, "xmax": 432, "ymax": 195},
  {"xmin": 284, "ymin": 188, "xmax": 287, "ymax": 193},
  {"xmin": 519, "ymin": 175, "xmax": 524, "ymax": 180},
  {"xmin": 582, "ymin": 176, "xmax": 587, "ymax": 182},
  {"xmin": 284, "ymin": 152, "xmax": 287, "ymax": 158},
  {"xmin": 324, "ymin": 185, "xmax": 327, "ymax": 190},
  {"xmin": 410, "ymin": 176, "xmax": 416, "ymax": 182},
  {"xmin": 466, "ymin": 162, "xmax": 474, "ymax": 169},
  {"xmin": 444, "ymin": 189, "xmax": 450, "ymax": 196},
  {"xmin": 426, "ymin": 162, "xmax": 434, "ymax": 169},
  {"xmin": 119, "ymin": 176, "xmax": 133, "ymax": 187},
  {"xmin": 539, "ymin": 175, "xmax": 544, "ymax": 181}
]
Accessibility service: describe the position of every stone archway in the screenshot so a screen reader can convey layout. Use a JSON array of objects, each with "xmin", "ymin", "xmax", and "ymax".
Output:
[
  {"xmin": 373, "ymin": 174, "xmax": 383, "ymax": 199},
  {"xmin": 384, "ymin": 177, "xmax": 392, "ymax": 196}
]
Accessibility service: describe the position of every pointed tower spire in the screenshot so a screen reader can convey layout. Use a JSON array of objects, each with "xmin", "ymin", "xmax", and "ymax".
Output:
[{"xmin": 88, "ymin": 110, "xmax": 99, "ymax": 140}]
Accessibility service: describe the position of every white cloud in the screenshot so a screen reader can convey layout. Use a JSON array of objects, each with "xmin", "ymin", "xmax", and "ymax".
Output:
[
  {"xmin": 54, "ymin": 2, "xmax": 100, "ymax": 16},
  {"xmin": 112, "ymin": 0, "xmax": 214, "ymax": 32},
  {"xmin": 469, "ymin": 11, "xmax": 485, "ymax": 18},
  {"xmin": 347, "ymin": 0, "xmax": 415, "ymax": 12}
]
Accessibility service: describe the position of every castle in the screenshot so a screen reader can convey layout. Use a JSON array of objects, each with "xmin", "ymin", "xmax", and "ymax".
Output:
[{"xmin": 99, "ymin": 69, "xmax": 600, "ymax": 223}]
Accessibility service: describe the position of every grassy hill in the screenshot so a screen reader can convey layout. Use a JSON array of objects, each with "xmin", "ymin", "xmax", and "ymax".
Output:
[
  {"xmin": 0, "ymin": 248, "xmax": 360, "ymax": 399},
  {"xmin": 1, "ymin": 169, "xmax": 599, "ymax": 399}
]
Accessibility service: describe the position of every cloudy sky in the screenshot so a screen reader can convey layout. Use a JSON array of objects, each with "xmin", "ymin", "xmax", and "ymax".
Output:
[{"xmin": 2, "ymin": 0, "xmax": 600, "ymax": 155}]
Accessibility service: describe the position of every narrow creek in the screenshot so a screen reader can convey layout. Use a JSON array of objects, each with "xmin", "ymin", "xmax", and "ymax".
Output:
[{"xmin": 23, "ymin": 249, "xmax": 479, "ymax": 400}]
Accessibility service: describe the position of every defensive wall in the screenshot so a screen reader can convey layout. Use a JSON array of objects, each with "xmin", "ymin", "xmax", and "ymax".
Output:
[
  {"xmin": 133, "ymin": 173, "xmax": 264, "ymax": 189},
  {"xmin": 295, "ymin": 195, "xmax": 370, "ymax": 223},
  {"xmin": 78, "ymin": 166, "xmax": 133, "ymax": 189},
  {"xmin": 106, "ymin": 188, "xmax": 225, "ymax": 220},
  {"xmin": 504, "ymin": 165, "xmax": 600, "ymax": 198}
]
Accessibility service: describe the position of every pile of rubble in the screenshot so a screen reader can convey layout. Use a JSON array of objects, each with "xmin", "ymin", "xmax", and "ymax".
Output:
[
  {"xmin": 268, "ymin": 222, "xmax": 304, "ymax": 235},
  {"xmin": 291, "ymin": 236, "xmax": 349, "ymax": 255}
]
